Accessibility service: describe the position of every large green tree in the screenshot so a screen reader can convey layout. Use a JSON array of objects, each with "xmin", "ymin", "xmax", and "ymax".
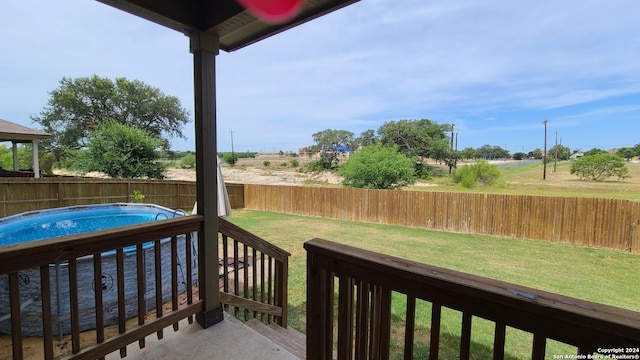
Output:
[
  {"xmin": 377, "ymin": 119, "xmax": 451, "ymax": 160},
  {"xmin": 339, "ymin": 144, "xmax": 415, "ymax": 189},
  {"xmin": 66, "ymin": 121, "xmax": 166, "ymax": 179},
  {"xmin": 548, "ymin": 144, "xmax": 571, "ymax": 161},
  {"xmin": 570, "ymin": 153, "xmax": 629, "ymax": 181},
  {"xmin": 32, "ymin": 75, "xmax": 190, "ymax": 159}
]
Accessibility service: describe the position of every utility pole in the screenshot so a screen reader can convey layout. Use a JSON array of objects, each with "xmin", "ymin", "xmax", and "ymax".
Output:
[
  {"xmin": 449, "ymin": 123, "xmax": 454, "ymax": 174},
  {"xmin": 229, "ymin": 129, "xmax": 235, "ymax": 164},
  {"xmin": 542, "ymin": 119, "xmax": 548, "ymax": 180},
  {"xmin": 553, "ymin": 130, "xmax": 558, "ymax": 173}
]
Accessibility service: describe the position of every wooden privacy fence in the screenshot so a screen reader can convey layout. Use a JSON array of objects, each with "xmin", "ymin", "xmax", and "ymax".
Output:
[
  {"xmin": 0, "ymin": 178, "xmax": 244, "ymax": 218},
  {"xmin": 244, "ymin": 185, "xmax": 640, "ymax": 254}
]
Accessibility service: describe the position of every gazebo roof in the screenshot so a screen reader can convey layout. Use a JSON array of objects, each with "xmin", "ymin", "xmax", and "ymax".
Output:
[
  {"xmin": 97, "ymin": 0, "xmax": 359, "ymax": 52},
  {"xmin": 0, "ymin": 118, "xmax": 52, "ymax": 143}
]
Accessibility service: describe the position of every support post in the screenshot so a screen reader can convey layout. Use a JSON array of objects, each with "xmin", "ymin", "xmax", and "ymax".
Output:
[
  {"xmin": 12, "ymin": 142, "xmax": 18, "ymax": 171},
  {"xmin": 32, "ymin": 140, "xmax": 40, "ymax": 178},
  {"xmin": 191, "ymin": 31, "xmax": 224, "ymax": 328}
]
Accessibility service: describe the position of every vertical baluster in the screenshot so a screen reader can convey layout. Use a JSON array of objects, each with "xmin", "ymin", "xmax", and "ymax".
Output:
[
  {"xmin": 154, "ymin": 240, "xmax": 163, "ymax": 339},
  {"xmin": 355, "ymin": 281, "xmax": 370, "ymax": 360},
  {"xmin": 275, "ymin": 256, "xmax": 288, "ymax": 327},
  {"xmin": 222, "ymin": 235, "xmax": 229, "ymax": 298},
  {"xmin": 243, "ymin": 243, "xmax": 249, "ymax": 321},
  {"xmin": 69, "ymin": 259, "xmax": 80, "ymax": 353},
  {"xmin": 233, "ymin": 239, "xmax": 239, "ymax": 319},
  {"xmin": 267, "ymin": 256, "xmax": 273, "ymax": 323},
  {"xmin": 337, "ymin": 276, "xmax": 354, "ymax": 360},
  {"xmin": 324, "ymin": 270, "xmax": 335, "ymax": 360},
  {"xmin": 531, "ymin": 334, "xmax": 546, "ymax": 360},
  {"xmin": 9, "ymin": 272, "xmax": 23, "ymax": 359},
  {"xmin": 428, "ymin": 302, "xmax": 441, "ymax": 360},
  {"xmin": 460, "ymin": 312, "xmax": 472, "ymax": 360},
  {"xmin": 377, "ymin": 288, "xmax": 392, "ymax": 360},
  {"xmin": 260, "ymin": 252, "xmax": 265, "ymax": 322},
  {"xmin": 252, "ymin": 248, "xmax": 257, "ymax": 319},
  {"xmin": 116, "ymin": 249, "xmax": 127, "ymax": 357},
  {"xmin": 185, "ymin": 233, "xmax": 194, "ymax": 324},
  {"xmin": 40, "ymin": 265, "xmax": 54, "ymax": 360},
  {"xmin": 369, "ymin": 286, "xmax": 381, "ymax": 359},
  {"xmin": 404, "ymin": 296, "xmax": 416, "ymax": 360},
  {"xmin": 171, "ymin": 235, "xmax": 179, "ymax": 331},
  {"xmin": 93, "ymin": 253, "xmax": 105, "ymax": 350},
  {"xmin": 493, "ymin": 322, "xmax": 506, "ymax": 360},
  {"xmin": 136, "ymin": 244, "xmax": 146, "ymax": 349}
]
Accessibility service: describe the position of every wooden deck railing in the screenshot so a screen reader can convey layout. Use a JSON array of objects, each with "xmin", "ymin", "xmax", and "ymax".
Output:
[
  {"xmin": 0, "ymin": 216, "xmax": 204, "ymax": 360},
  {"xmin": 218, "ymin": 217, "xmax": 290, "ymax": 327},
  {"xmin": 305, "ymin": 238, "xmax": 640, "ymax": 360},
  {"xmin": 0, "ymin": 215, "xmax": 290, "ymax": 359}
]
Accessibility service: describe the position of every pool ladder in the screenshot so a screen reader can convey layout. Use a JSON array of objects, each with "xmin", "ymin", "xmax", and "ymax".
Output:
[{"xmin": 154, "ymin": 209, "xmax": 186, "ymax": 221}]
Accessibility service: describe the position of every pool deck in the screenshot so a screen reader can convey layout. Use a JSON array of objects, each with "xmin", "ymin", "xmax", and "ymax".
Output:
[{"xmin": 105, "ymin": 314, "xmax": 301, "ymax": 360}]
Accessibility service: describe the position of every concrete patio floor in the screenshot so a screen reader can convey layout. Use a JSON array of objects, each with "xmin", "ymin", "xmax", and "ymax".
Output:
[{"xmin": 105, "ymin": 314, "xmax": 300, "ymax": 360}]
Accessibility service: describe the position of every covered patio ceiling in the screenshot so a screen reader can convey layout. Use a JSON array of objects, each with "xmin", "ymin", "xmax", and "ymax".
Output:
[{"xmin": 97, "ymin": 0, "xmax": 359, "ymax": 51}]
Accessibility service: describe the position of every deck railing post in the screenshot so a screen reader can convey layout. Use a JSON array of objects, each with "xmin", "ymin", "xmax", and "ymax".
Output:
[{"xmin": 307, "ymin": 249, "xmax": 330, "ymax": 360}]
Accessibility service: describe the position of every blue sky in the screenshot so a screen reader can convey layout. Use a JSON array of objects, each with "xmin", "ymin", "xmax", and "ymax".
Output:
[{"xmin": 1, "ymin": 0, "xmax": 639, "ymax": 154}]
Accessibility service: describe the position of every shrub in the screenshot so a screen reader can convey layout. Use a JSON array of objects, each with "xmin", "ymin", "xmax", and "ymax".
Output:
[
  {"xmin": 222, "ymin": 152, "xmax": 238, "ymax": 165},
  {"xmin": 180, "ymin": 154, "xmax": 196, "ymax": 169},
  {"xmin": 452, "ymin": 160, "xmax": 502, "ymax": 188},
  {"xmin": 570, "ymin": 153, "xmax": 629, "ymax": 181},
  {"xmin": 338, "ymin": 144, "xmax": 415, "ymax": 189},
  {"xmin": 263, "ymin": 160, "xmax": 271, "ymax": 167},
  {"xmin": 290, "ymin": 159, "xmax": 299, "ymax": 167},
  {"xmin": 280, "ymin": 162, "xmax": 288, "ymax": 167}
]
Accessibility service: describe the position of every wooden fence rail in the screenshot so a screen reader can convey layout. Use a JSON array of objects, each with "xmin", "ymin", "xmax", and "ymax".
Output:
[
  {"xmin": 0, "ymin": 178, "xmax": 244, "ymax": 217},
  {"xmin": 244, "ymin": 185, "xmax": 640, "ymax": 254}
]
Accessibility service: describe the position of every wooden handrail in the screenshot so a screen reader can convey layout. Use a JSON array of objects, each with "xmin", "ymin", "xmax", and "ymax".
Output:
[
  {"xmin": 305, "ymin": 238, "xmax": 640, "ymax": 360},
  {"xmin": 218, "ymin": 217, "xmax": 290, "ymax": 327}
]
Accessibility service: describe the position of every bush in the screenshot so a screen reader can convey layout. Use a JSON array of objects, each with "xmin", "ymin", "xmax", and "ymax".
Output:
[
  {"xmin": 263, "ymin": 161, "xmax": 271, "ymax": 167},
  {"xmin": 65, "ymin": 121, "xmax": 166, "ymax": 179},
  {"xmin": 338, "ymin": 144, "xmax": 415, "ymax": 189},
  {"xmin": 222, "ymin": 152, "xmax": 238, "ymax": 165},
  {"xmin": 570, "ymin": 153, "xmax": 629, "ymax": 181},
  {"xmin": 452, "ymin": 160, "xmax": 502, "ymax": 188},
  {"xmin": 290, "ymin": 159, "xmax": 299, "ymax": 167},
  {"xmin": 180, "ymin": 154, "xmax": 196, "ymax": 169}
]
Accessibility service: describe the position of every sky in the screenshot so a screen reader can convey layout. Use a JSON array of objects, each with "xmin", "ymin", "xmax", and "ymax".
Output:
[{"xmin": 1, "ymin": 0, "xmax": 639, "ymax": 154}]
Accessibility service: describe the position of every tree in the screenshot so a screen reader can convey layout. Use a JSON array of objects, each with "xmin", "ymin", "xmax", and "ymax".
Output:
[
  {"xmin": 309, "ymin": 129, "xmax": 355, "ymax": 152},
  {"xmin": 570, "ymin": 153, "xmax": 629, "ymax": 181},
  {"xmin": 476, "ymin": 145, "xmax": 510, "ymax": 160},
  {"xmin": 527, "ymin": 148, "xmax": 543, "ymax": 160},
  {"xmin": 377, "ymin": 119, "xmax": 450, "ymax": 160},
  {"xmin": 616, "ymin": 147, "xmax": 636, "ymax": 161},
  {"xmin": 460, "ymin": 147, "xmax": 477, "ymax": 160},
  {"xmin": 356, "ymin": 129, "xmax": 379, "ymax": 147},
  {"xmin": 66, "ymin": 121, "xmax": 166, "ymax": 179},
  {"xmin": 32, "ymin": 75, "xmax": 190, "ymax": 159},
  {"xmin": 512, "ymin": 152, "xmax": 527, "ymax": 160},
  {"xmin": 584, "ymin": 148, "xmax": 606, "ymax": 157},
  {"xmin": 548, "ymin": 144, "xmax": 571, "ymax": 161},
  {"xmin": 338, "ymin": 144, "xmax": 416, "ymax": 189}
]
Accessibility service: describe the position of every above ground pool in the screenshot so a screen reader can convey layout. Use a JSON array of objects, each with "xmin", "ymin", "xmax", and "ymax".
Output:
[
  {"xmin": 0, "ymin": 203, "xmax": 185, "ymax": 247},
  {"xmin": 0, "ymin": 203, "xmax": 196, "ymax": 337}
]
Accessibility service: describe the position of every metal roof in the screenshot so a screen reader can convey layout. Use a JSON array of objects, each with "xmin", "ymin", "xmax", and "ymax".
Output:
[
  {"xmin": 0, "ymin": 118, "xmax": 52, "ymax": 142},
  {"xmin": 97, "ymin": 0, "xmax": 359, "ymax": 52}
]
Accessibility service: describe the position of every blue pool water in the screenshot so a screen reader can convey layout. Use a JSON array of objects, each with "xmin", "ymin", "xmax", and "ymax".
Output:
[{"xmin": 0, "ymin": 203, "xmax": 184, "ymax": 247}]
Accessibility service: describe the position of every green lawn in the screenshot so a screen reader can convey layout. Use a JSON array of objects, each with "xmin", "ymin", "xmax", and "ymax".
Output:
[
  {"xmin": 414, "ymin": 161, "xmax": 640, "ymax": 201},
  {"xmin": 227, "ymin": 209, "xmax": 640, "ymax": 359}
]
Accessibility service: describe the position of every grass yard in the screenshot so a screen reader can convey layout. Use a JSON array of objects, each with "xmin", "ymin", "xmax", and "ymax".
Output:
[
  {"xmin": 416, "ymin": 161, "xmax": 640, "ymax": 201},
  {"xmin": 227, "ymin": 209, "xmax": 640, "ymax": 359}
]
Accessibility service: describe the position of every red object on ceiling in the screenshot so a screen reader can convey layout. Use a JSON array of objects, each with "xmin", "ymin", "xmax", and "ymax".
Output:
[{"xmin": 236, "ymin": 0, "xmax": 305, "ymax": 23}]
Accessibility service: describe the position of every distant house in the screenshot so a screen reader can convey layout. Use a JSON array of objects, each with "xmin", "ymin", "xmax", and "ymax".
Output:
[{"xmin": 569, "ymin": 152, "xmax": 584, "ymax": 161}]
